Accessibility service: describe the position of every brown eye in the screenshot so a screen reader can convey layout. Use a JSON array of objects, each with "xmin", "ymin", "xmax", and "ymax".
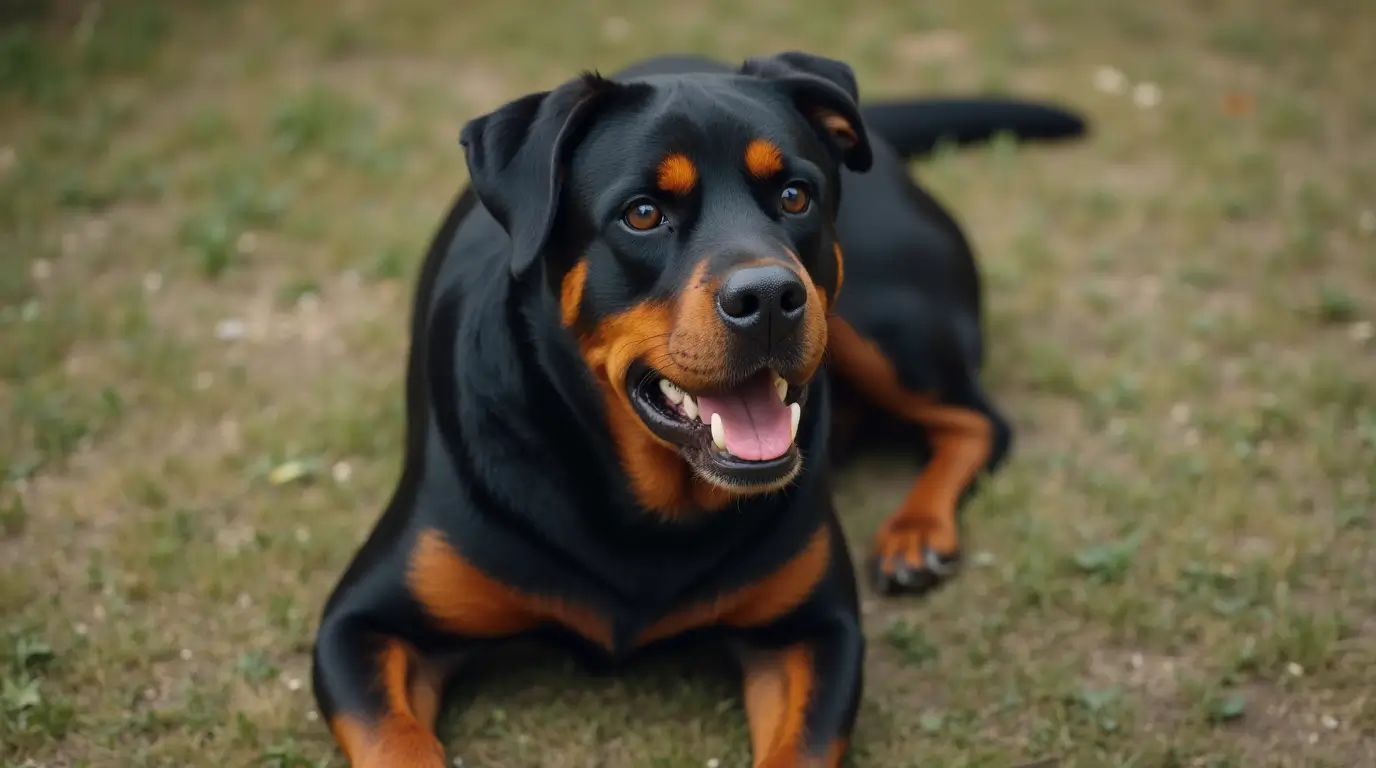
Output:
[
  {"xmin": 623, "ymin": 201, "xmax": 665, "ymax": 231},
  {"xmin": 780, "ymin": 185, "xmax": 810, "ymax": 215}
]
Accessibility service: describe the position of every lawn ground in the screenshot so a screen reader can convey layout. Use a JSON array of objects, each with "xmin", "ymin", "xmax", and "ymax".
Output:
[{"xmin": 2, "ymin": 1, "xmax": 1374, "ymax": 766}]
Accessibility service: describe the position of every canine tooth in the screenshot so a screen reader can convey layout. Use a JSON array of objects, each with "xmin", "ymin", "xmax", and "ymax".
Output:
[
  {"xmin": 682, "ymin": 395, "xmax": 699, "ymax": 420},
  {"xmin": 775, "ymin": 376, "xmax": 788, "ymax": 402},
  {"xmin": 658, "ymin": 379, "xmax": 684, "ymax": 404},
  {"xmin": 710, "ymin": 413, "xmax": 726, "ymax": 451},
  {"xmin": 789, "ymin": 402, "xmax": 801, "ymax": 440}
]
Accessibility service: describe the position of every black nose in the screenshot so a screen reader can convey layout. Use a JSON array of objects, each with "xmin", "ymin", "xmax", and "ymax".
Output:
[{"xmin": 716, "ymin": 264, "xmax": 807, "ymax": 349}]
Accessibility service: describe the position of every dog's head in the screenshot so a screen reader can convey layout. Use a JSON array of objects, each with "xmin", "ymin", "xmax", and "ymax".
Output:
[{"xmin": 460, "ymin": 52, "xmax": 871, "ymax": 515}]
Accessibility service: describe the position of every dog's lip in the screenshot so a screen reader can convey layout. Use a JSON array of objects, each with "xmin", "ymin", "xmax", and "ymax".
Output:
[{"xmin": 624, "ymin": 361, "xmax": 809, "ymax": 488}]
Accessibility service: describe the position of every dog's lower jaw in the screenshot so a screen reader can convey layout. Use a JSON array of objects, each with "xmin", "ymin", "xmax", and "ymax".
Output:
[{"xmin": 691, "ymin": 453, "xmax": 804, "ymax": 496}]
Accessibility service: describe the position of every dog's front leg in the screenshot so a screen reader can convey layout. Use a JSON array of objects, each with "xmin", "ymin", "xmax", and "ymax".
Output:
[
  {"xmin": 312, "ymin": 618, "xmax": 467, "ymax": 768},
  {"xmin": 733, "ymin": 612, "xmax": 865, "ymax": 768}
]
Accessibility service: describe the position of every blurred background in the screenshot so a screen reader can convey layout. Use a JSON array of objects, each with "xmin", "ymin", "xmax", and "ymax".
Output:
[{"xmin": 2, "ymin": 1, "xmax": 1373, "ymax": 766}]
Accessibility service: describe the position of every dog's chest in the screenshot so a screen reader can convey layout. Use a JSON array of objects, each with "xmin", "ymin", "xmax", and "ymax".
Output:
[
  {"xmin": 405, "ymin": 511, "xmax": 831, "ymax": 660},
  {"xmin": 609, "ymin": 522, "xmax": 832, "ymax": 653}
]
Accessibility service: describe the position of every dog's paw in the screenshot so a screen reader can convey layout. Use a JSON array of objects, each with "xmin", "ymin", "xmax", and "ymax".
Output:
[{"xmin": 871, "ymin": 519, "xmax": 960, "ymax": 595}]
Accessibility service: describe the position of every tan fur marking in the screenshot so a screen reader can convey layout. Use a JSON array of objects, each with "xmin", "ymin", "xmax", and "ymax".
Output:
[
  {"xmin": 657, "ymin": 153, "xmax": 698, "ymax": 196},
  {"xmin": 560, "ymin": 259, "xmax": 588, "ymax": 328},
  {"xmin": 407, "ymin": 529, "xmax": 614, "ymax": 650},
  {"xmin": 745, "ymin": 139, "xmax": 785, "ymax": 179}
]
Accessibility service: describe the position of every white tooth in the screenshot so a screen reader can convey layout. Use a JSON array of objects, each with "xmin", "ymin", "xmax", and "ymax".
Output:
[
  {"xmin": 775, "ymin": 376, "xmax": 788, "ymax": 402},
  {"xmin": 659, "ymin": 378, "xmax": 684, "ymax": 404},
  {"xmin": 682, "ymin": 395, "xmax": 698, "ymax": 420},
  {"xmin": 789, "ymin": 402, "xmax": 801, "ymax": 441},
  {"xmin": 711, "ymin": 413, "xmax": 726, "ymax": 451}
]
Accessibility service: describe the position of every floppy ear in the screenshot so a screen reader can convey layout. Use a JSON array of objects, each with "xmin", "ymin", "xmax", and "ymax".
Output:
[
  {"xmin": 740, "ymin": 51, "xmax": 873, "ymax": 173},
  {"xmin": 459, "ymin": 73, "xmax": 617, "ymax": 280}
]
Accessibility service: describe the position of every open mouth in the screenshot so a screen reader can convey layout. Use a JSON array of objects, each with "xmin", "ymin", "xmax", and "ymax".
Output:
[{"xmin": 625, "ymin": 362, "xmax": 810, "ymax": 491}]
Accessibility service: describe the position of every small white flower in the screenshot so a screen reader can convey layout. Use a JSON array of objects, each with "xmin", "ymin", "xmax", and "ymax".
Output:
[
  {"xmin": 1287, "ymin": 662, "xmax": 1305, "ymax": 677},
  {"xmin": 142, "ymin": 271, "xmax": 164, "ymax": 293},
  {"xmin": 295, "ymin": 527, "xmax": 311, "ymax": 544},
  {"xmin": 973, "ymin": 551, "xmax": 996, "ymax": 567},
  {"xmin": 74, "ymin": 622, "xmax": 89, "ymax": 636},
  {"xmin": 1321, "ymin": 714, "xmax": 1339, "ymax": 730},
  {"xmin": 180, "ymin": 648, "xmax": 193, "ymax": 661},
  {"xmin": 307, "ymin": 710, "xmax": 319, "ymax": 722},
  {"xmin": 706, "ymin": 760, "xmax": 721, "ymax": 768},
  {"xmin": 1350, "ymin": 320, "xmax": 1373, "ymax": 343},
  {"xmin": 1132, "ymin": 82, "xmax": 1162, "ymax": 109},
  {"xmin": 215, "ymin": 318, "xmax": 246, "ymax": 341},
  {"xmin": 332, "ymin": 461, "xmax": 353, "ymax": 484},
  {"xmin": 286, "ymin": 677, "xmax": 303, "ymax": 691},
  {"xmin": 1093, "ymin": 66, "xmax": 1127, "ymax": 94},
  {"xmin": 30, "ymin": 259, "xmax": 52, "ymax": 281}
]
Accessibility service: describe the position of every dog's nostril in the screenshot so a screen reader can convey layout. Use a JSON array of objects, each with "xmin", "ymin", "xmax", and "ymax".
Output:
[
  {"xmin": 779, "ymin": 284, "xmax": 806, "ymax": 314},
  {"xmin": 721, "ymin": 292, "xmax": 759, "ymax": 319}
]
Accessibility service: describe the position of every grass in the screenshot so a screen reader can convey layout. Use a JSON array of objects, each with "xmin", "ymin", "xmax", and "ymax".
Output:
[{"xmin": 2, "ymin": 0, "xmax": 1374, "ymax": 766}]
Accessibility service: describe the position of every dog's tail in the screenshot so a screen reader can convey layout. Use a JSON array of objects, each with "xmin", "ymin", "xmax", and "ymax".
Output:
[{"xmin": 860, "ymin": 98, "xmax": 1088, "ymax": 160}]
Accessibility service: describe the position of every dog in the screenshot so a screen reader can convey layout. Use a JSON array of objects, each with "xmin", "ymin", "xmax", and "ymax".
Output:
[{"xmin": 311, "ymin": 51, "xmax": 1086, "ymax": 767}]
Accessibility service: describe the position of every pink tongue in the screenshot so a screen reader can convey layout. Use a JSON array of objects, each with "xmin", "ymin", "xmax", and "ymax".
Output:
[{"xmin": 696, "ymin": 374, "xmax": 792, "ymax": 462}]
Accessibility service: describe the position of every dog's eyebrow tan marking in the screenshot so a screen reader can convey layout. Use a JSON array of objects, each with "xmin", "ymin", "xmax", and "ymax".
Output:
[
  {"xmin": 745, "ymin": 139, "xmax": 784, "ymax": 179},
  {"xmin": 656, "ymin": 153, "xmax": 698, "ymax": 196}
]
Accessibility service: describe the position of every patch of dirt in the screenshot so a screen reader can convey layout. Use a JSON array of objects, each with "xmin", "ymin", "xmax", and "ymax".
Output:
[{"xmin": 1087, "ymin": 648, "xmax": 1192, "ymax": 734}]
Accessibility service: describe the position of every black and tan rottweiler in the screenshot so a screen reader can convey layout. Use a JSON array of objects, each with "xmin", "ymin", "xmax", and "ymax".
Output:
[{"xmin": 311, "ymin": 51, "xmax": 1086, "ymax": 767}]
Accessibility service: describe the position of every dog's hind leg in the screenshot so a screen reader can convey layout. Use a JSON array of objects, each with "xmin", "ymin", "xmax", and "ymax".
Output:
[{"xmin": 825, "ymin": 315, "xmax": 1012, "ymax": 595}]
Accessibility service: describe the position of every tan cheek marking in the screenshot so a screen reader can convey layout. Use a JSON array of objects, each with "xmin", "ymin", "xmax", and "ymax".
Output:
[
  {"xmin": 832, "ymin": 242, "xmax": 845, "ymax": 301},
  {"xmin": 795, "ymin": 263, "xmax": 829, "ymax": 382},
  {"xmin": 745, "ymin": 139, "xmax": 785, "ymax": 179},
  {"xmin": 657, "ymin": 153, "xmax": 698, "ymax": 196},
  {"xmin": 560, "ymin": 259, "xmax": 588, "ymax": 328},
  {"xmin": 575, "ymin": 291, "xmax": 735, "ymax": 517}
]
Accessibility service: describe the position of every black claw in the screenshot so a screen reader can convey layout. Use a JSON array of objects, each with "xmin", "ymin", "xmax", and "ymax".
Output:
[
  {"xmin": 923, "ymin": 547, "xmax": 961, "ymax": 577},
  {"xmin": 872, "ymin": 549, "xmax": 962, "ymax": 596}
]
